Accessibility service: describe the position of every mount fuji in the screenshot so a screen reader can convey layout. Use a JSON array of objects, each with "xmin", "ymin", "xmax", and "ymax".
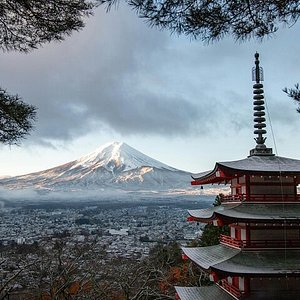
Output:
[{"xmin": 0, "ymin": 142, "xmax": 192, "ymax": 195}]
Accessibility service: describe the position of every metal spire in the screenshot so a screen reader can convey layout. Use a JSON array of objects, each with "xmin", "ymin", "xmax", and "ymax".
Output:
[
  {"xmin": 249, "ymin": 53, "xmax": 274, "ymax": 156},
  {"xmin": 252, "ymin": 52, "xmax": 264, "ymax": 83}
]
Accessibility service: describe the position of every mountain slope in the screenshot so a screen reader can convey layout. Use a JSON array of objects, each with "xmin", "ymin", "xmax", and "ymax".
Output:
[{"xmin": 0, "ymin": 142, "xmax": 191, "ymax": 192}]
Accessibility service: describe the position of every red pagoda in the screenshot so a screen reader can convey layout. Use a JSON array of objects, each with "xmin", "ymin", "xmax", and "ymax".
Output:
[{"xmin": 175, "ymin": 53, "xmax": 300, "ymax": 300}]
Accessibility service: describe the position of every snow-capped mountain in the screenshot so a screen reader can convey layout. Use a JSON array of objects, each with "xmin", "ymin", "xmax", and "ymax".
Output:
[{"xmin": 0, "ymin": 142, "xmax": 192, "ymax": 193}]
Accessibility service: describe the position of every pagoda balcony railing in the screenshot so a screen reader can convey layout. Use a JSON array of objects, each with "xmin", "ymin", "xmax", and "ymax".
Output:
[
  {"xmin": 220, "ymin": 279, "xmax": 242, "ymax": 299},
  {"xmin": 221, "ymin": 194, "xmax": 245, "ymax": 203},
  {"xmin": 220, "ymin": 234, "xmax": 300, "ymax": 249},
  {"xmin": 241, "ymin": 239, "xmax": 300, "ymax": 249},
  {"xmin": 220, "ymin": 234, "xmax": 242, "ymax": 248},
  {"xmin": 221, "ymin": 194, "xmax": 300, "ymax": 203}
]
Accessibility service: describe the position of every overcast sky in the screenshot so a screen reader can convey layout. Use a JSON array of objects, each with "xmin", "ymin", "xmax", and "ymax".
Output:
[{"xmin": 0, "ymin": 4, "xmax": 300, "ymax": 176}]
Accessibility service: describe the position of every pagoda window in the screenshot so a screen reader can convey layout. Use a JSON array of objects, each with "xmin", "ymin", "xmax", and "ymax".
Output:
[
  {"xmin": 241, "ymin": 185, "xmax": 247, "ymax": 195},
  {"xmin": 230, "ymin": 176, "xmax": 246, "ymax": 197},
  {"xmin": 230, "ymin": 226, "xmax": 236, "ymax": 239},
  {"xmin": 250, "ymin": 185, "xmax": 295, "ymax": 195},
  {"xmin": 231, "ymin": 177, "xmax": 238, "ymax": 186},
  {"xmin": 250, "ymin": 175, "xmax": 294, "ymax": 183},
  {"xmin": 246, "ymin": 175, "xmax": 298, "ymax": 202},
  {"xmin": 232, "ymin": 276, "xmax": 239, "ymax": 289},
  {"xmin": 241, "ymin": 227, "xmax": 247, "ymax": 241},
  {"xmin": 239, "ymin": 277, "xmax": 250, "ymax": 293},
  {"xmin": 251, "ymin": 278, "xmax": 300, "ymax": 293},
  {"xmin": 221, "ymin": 277, "xmax": 244, "ymax": 298},
  {"xmin": 239, "ymin": 175, "xmax": 246, "ymax": 184},
  {"xmin": 248, "ymin": 225, "xmax": 300, "ymax": 248},
  {"xmin": 228, "ymin": 224, "xmax": 248, "ymax": 243}
]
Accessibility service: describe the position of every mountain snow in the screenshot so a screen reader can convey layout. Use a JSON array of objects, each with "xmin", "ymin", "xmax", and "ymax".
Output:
[
  {"xmin": 0, "ymin": 142, "xmax": 192, "ymax": 192},
  {"xmin": 71, "ymin": 141, "xmax": 177, "ymax": 174}
]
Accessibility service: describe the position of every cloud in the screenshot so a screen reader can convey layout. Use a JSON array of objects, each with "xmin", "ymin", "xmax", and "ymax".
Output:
[
  {"xmin": 0, "ymin": 3, "xmax": 299, "ymax": 149},
  {"xmin": 0, "ymin": 4, "xmax": 206, "ymax": 145}
]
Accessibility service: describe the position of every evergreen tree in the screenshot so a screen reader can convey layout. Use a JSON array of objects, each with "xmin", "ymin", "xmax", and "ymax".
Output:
[
  {"xmin": 189, "ymin": 194, "xmax": 229, "ymax": 247},
  {"xmin": 283, "ymin": 84, "xmax": 300, "ymax": 113},
  {"xmin": 199, "ymin": 224, "xmax": 229, "ymax": 247},
  {"xmin": 0, "ymin": 89, "xmax": 36, "ymax": 145},
  {"xmin": 0, "ymin": 0, "xmax": 94, "ymax": 52},
  {"xmin": 99, "ymin": 0, "xmax": 300, "ymax": 42},
  {"xmin": 0, "ymin": 1, "xmax": 95, "ymax": 144}
]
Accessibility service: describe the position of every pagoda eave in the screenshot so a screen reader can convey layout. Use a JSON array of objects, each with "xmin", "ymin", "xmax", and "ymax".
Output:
[
  {"xmin": 183, "ymin": 245, "xmax": 300, "ymax": 278},
  {"xmin": 192, "ymin": 156, "xmax": 300, "ymax": 186},
  {"xmin": 212, "ymin": 268, "xmax": 300, "ymax": 278},
  {"xmin": 181, "ymin": 245, "xmax": 240, "ymax": 271},
  {"xmin": 211, "ymin": 249, "xmax": 300, "ymax": 277},
  {"xmin": 188, "ymin": 207, "xmax": 219, "ymax": 222},
  {"xmin": 215, "ymin": 203, "xmax": 300, "ymax": 222},
  {"xmin": 191, "ymin": 166, "xmax": 234, "ymax": 185},
  {"xmin": 175, "ymin": 286, "xmax": 235, "ymax": 300},
  {"xmin": 189, "ymin": 203, "xmax": 300, "ymax": 224}
]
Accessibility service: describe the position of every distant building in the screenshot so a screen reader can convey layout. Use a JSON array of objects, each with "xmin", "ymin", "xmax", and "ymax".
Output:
[
  {"xmin": 108, "ymin": 228, "xmax": 129, "ymax": 235},
  {"xmin": 16, "ymin": 237, "xmax": 26, "ymax": 245},
  {"xmin": 176, "ymin": 53, "xmax": 300, "ymax": 299}
]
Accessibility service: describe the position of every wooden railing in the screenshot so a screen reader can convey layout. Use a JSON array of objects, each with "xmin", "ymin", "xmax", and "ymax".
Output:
[
  {"xmin": 221, "ymin": 279, "xmax": 242, "ymax": 299},
  {"xmin": 221, "ymin": 194, "xmax": 245, "ymax": 203},
  {"xmin": 220, "ymin": 234, "xmax": 300, "ymax": 249},
  {"xmin": 221, "ymin": 194, "xmax": 300, "ymax": 203},
  {"xmin": 240, "ymin": 239, "xmax": 300, "ymax": 248},
  {"xmin": 220, "ymin": 234, "xmax": 242, "ymax": 248}
]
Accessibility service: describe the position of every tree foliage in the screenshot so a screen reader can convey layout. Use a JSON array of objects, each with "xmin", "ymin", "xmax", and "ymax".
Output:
[
  {"xmin": 148, "ymin": 242, "xmax": 202, "ymax": 296},
  {"xmin": 199, "ymin": 223, "xmax": 229, "ymax": 247},
  {"xmin": 0, "ymin": 1, "xmax": 95, "ymax": 144},
  {"xmin": 149, "ymin": 242, "xmax": 182, "ymax": 269},
  {"xmin": 0, "ymin": 88, "xmax": 36, "ymax": 145},
  {"xmin": 0, "ymin": 0, "xmax": 94, "ymax": 52},
  {"xmin": 201, "ymin": 194, "xmax": 229, "ymax": 246},
  {"xmin": 98, "ymin": 0, "xmax": 300, "ymax": 42},
  {"xmin": 283, "ymin": 83, "xmax": 300, "ymax": 113},
  {"xmin": 2, "ymin": 240, "xmax": 201, "ymax": 299},
  {"xmin": 189, "ymin": 194, "xmax": 229, "ymax": 247},
  {"xmin": 213, "ymin": 193, "xmax": 223, "ymax": 207}
]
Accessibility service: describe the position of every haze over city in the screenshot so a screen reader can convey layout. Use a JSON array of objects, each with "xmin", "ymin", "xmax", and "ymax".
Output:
[{"xmin": 0, "ymin": 3, "xmax": 299, "ymax": 177}]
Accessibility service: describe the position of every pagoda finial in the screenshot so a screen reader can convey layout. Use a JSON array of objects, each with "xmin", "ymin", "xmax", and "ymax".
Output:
[
  {"xmin": 249, "ymin": 53, "xmax": 274, "ymax": 156},
  {"xmin": 252, "ymin": 52, "xmax": 264, "ymax": 83}
]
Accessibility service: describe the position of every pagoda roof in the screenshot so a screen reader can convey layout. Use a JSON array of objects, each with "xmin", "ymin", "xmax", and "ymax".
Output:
[
  {"xmin": 219, "ymin": 155, "xmax": 300, "ymax": 173},
  {"xmin": 188, "ymin": 203, "xmax": 300, "ymax": 223},
  {"xmin": 182, "ymin": 245, "xmax": 240, "ymax": 270},
  {"xmin": 176, "ymin": 285, "xmax": 300, "ymax": 300},
  {"xmin": 192, "ymin": 155, "xmax": 300, "ymax": 185},
  {"xmin": 188, "ymin": 203, "xmax": 236, "ymax": 222},
  {"xmin": 213, "ymin": 249, "xmax": 300, "ymax": 276},
  {"xmin": 175, "ymin": 286, "xmax": 235, "ymax": 300},
  {"xmin": 183, "ymin": 245, "xmax": 300, "ymax": 276}
]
